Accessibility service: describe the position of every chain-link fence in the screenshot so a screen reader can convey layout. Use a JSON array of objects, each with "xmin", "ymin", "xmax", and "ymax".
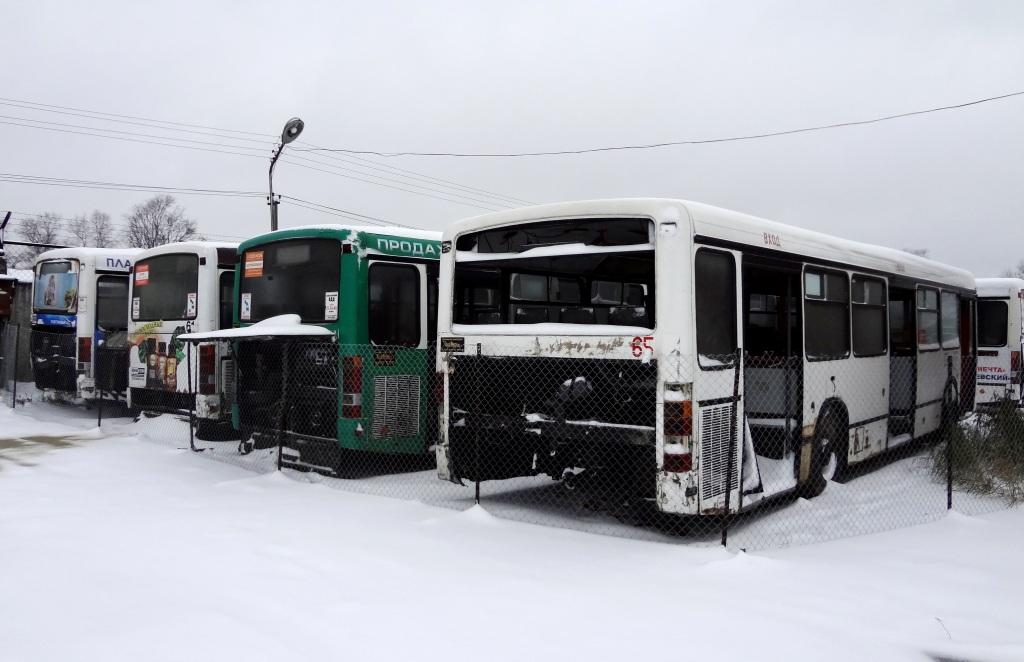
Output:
[
  {"xmin": 13, "ymin": 334, "xmax": 1024, "ymax": 551},
  {"xmin": 0, "ymin": 323, "xmax": 32, "ymax": 406}
]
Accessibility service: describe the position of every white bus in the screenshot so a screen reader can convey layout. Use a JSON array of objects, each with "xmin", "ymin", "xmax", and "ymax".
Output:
[
  {"xmin": 30, "ymin": 247, "xmax": 141, "ymax": 403},
  {"xmin": 126, "ymin": 241, "xmax": 238, "ymax": 435},
  {"xmin": 975, "ymin": 277, "xmax": 1024, "ymax": 406},
  {"xmin": 434, "ymin": 199, "xmax": 976, "ymax": 516}
]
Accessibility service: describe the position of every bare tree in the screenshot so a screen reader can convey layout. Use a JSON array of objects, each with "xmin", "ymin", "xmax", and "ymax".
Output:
[
  {"xmin": 123, "ymin": 195, "xmax": 200, "ymax": 248},
  {"xmin": 1002, "ymin": 260, "xmax": 1024, "ymax": 279},
  {"xmin": 12, "ymin": 212, "xmax": 64, "ymax": 267},
  {"xmin": 90, "ymin": 210, "xmax": 115, "ymax": 247},
  {"xmin": 67, "ymin": 214, "xmax": 91, "ymax": 246}
]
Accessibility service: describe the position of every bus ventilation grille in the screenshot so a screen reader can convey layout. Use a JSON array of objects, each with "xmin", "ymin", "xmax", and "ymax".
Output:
[
  {"xmin": 699, "ymin": 404, "xmax": 737, "ymax": 501},
  {"xmin": 372, "ymin": 375, "xmax": 421, "ymax": 438},
  {"xmin": 221, "ymin": 359, "xmax": 236, "ymax": 404}
]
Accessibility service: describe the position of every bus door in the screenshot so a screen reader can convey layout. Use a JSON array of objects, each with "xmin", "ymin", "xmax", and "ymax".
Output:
[
  {"xmin": 887, "ymin": 286, "xmax": 917, "ymax": 438},
  {"xmin": 95, "ymin": 275, "xmax": 131, "ymax": 393},
  {"xmin": 959, "ymin": 297, "xmax": 976, "ymax": 412},
  {"xmin": 361, "ymin": 259, "xmax": 434, "ymax": 454},
  {"xmin": 741, "ymin": 257, "xmax": 802, "ymax": 498},
  {"xmin": 693, "ymin": 247, "xmax": 744, "ymax": 513}
]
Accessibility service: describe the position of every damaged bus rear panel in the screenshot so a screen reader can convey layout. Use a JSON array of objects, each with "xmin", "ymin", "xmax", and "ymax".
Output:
[{"xmin": 435, "ymin": 199, "xmax": 975, "ymax": 517}]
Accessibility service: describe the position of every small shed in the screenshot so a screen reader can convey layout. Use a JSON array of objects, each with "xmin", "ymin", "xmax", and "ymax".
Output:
[{"xmin": 0, "ymin": 269, "xmax": 35, "ymax": 383}]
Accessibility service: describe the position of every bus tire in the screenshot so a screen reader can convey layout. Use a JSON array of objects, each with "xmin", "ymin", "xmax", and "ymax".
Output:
[{"xmin": 801, "ymin": 408, "xmax": 847, "ymax": 498}]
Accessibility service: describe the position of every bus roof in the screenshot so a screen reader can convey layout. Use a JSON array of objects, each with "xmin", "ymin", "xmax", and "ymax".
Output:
[
  {"xmin": 35, "ymin": 247, "xmax": 142, "ymax": 270},
  {"xmin": 134, "ymin": 241, "xmax": 239, "ymax": 260},
  {"xmin": 239, "ymin": 224, "xmax": 442, "ymax": 259},
  {"xmin": 445, "ymin": 198, "xmax": 976, "ymax": 291},
  {"xmin": 976, "ymin": 277, "xmax": 1024, "ymax": 298}
]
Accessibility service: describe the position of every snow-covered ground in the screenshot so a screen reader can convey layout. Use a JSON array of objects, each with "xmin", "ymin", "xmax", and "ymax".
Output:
[{"xmin": 2, "ymin": 400, "xmax": 1024, "ymax": 660}]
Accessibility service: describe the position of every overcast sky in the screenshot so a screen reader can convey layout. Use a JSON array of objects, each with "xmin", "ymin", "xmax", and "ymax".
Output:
[{"xmin": 3, "ymin": 1, "xmax": 1022, "ymax": 275}]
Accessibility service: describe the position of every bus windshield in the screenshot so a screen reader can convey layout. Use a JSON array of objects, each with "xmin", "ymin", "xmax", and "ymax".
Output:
[
  {"xmin": 133, "ymin": 253, "xmax": 200, "ymax": 321},
  {"xmin": 978, "ymin": 299, "xmax": 1008, "ymax": 347},
  {"xmin": 453, "ymin": 219, "xmax": 655, "ymax": 327},
  {"xmin": 34, "ymin": 260, "xmax": 79, "ymax": 313},
  {"xmin": 239, "ymin": 238, "xmax": 341, "ymax": 323}
]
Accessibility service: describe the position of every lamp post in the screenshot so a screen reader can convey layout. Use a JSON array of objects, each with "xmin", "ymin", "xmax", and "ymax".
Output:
[{"xmin": 268, "ymin": 117, "xmax": 305, "ymax": 232}]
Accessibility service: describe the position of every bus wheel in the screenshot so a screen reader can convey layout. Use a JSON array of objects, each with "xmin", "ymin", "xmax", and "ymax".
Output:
[
  {"xmin": 801, "ymin": 412, "xmax": 847, "ymax": 498},
  {"xmin": 238, "ymin": 427, "xmax": 255, "ymax": 455}
]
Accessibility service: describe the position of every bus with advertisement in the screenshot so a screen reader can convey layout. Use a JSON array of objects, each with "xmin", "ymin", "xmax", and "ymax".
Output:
[
  {"xmin": 433, "ymin": 199, "xmax": 976, "ymax": 516},
  {"xmin": 30, "ymin": 247, "xmax": 141, "ymax": 403},
  {"xmin": 976, "ymin": 277, "xmax": 1024, "ymax": 406},
  {"xmin": 182, "ymin": 225, "xmax": 442, "ymax": 469},
  {"xmin": 126, "ymin": 241, "xmax": 239, "ymax": 435}
]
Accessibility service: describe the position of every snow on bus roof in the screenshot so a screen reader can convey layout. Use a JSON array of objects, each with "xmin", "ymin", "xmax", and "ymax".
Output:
[
  {"xmin": 246, "ymin": 224, "xmax": 441, "ymax": 243},
  {"xmin": 134, "ymin": 241, "xmax": 239, "ymax": 259},
  {"xmin": 35, "ymin": 247, "xmax": 142, "ymax": 263},
  {"xmin": 179, "ymin": 314, "xmax": 334, "ymax": 342},
  {"xmin": 444, "ymin": 198, "xmax": 975, "ymax": 291},
  {"xmin": 976, "ymin": 277, "xmax": 1024, "ymax": 297}
]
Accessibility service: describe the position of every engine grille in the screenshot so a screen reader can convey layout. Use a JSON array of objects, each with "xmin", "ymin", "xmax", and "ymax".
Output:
[
  {"xmin": 372, "ymin": 375, "xmax": 420, "ymax": 438},
  {"xmin": 699, "ymin": 403, "xmax": 738, "ymax": 501}
]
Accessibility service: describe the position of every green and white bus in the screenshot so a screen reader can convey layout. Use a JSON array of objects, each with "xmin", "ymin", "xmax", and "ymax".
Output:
[{"xmin": 184, "ymin": 225, "xmax": 442, "ymax": 467}]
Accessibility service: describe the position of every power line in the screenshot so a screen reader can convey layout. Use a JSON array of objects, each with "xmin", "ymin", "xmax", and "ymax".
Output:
[
  {"xmin": 0, "ymin": 119, "xmax": 269, "ymax": 160},
  {"xmin": 0, "ymin": 95, "xmax": 531, "ymax": 205},
  {"xmin": 280, "ymin": 158, "xmax": 503, "ymax": 212},
  {"xmin": 0, "ymin": 172, "xmax": 264, "ymax": 197},
  {"xmin": 294, "ymin": 140, "xmax": 534, "ymax": 206},
  {"xmin": 281, "ymin": 154, "xmax": 506, "ymax": 210},
  {"xmin": 0, "ymin": 96, "xmax": 275, "ymax": 138},
  {"xmin": 294, "ymin": 89, "xmax": 1024, "ymax": 157},
  {"xmin": 0, "ymin": 114, "xmax": 273, "ymax": 152},
  {"xmin": 277, "ymin": 195, "xmax": 412, "ymax": 228},
  {"xmin": 0, "ymin": 119, "xmax": 514, "ymax": 210},
  {"xmin": 1, "ymin": 172, "xmax": 417, "ymax": 230}
]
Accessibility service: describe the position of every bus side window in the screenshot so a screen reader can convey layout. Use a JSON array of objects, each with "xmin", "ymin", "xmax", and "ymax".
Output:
[
  {"xmin": 804, "ymin": 270, "xmax": 850, "ymax": 361},
  {"xmin": 940, "ymin": 291, "xmax": 960, "ymax": 349},
  {"xmin": 852, "ymin": 276, "xmax": 887, "ymax": 357},
  {"xmin": 917, "ymin": 287, "xmax": 940, "ymax": 349},
  {"xmin": 695, "ymin": 249, "xmax": 737, "ymax": 367},
  {"xmin": 369, "ymin": 263, "xmax": 421, "ymax": 347},
  {"xmin": 427, "ymin": 265, "xmax": 439, "ymax": 343},
  {"xmin": 219, "ymin": 271, "xmax": 234, "ymax": 330}
]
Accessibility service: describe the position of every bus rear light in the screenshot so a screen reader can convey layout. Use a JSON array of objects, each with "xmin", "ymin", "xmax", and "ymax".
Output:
[
  {"xmin": 664, "ymin": 400, "xmax": 693, "ymax": 437},
  {"xmin": 663, "ymin": 451, "xmax": 693, "ymax": 473},
  {"xmin": 1012, "ymin": 351, "xmax": 1021, "ymax": 377},
  {"xmin": 199, "ymin": 344, "xmax": 216, "ymax": 395},
  {"xmin": 342, "ymin": 356, "xmax": 363, "ymax": 418},
  {"xmin": 432, "ymin": 372, "xmax": 444, "ymax": 405},
  {"xmin": 77, "ymin": 337, "xmax": 92, "ymax": 364}
]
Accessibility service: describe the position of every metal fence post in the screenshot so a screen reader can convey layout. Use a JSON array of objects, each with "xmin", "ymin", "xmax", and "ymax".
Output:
[
  {"xmin": 11, "ymin": 324, "xmax": 21, "ymax": 408},
  {"xmin": 96, "ymin": 350, "xmax": 104, "ymax": 427},
  {"xmin": 474, "ymin": 342, "xmax": 481, "ymax": 505},
  {"xmin": 277, "ymin": 341, "xmax": 290, "ymax": 471},
  {"xmin": 946, "ymin": 355, "xmax": 954, "ymax": 510},
  {"xmin": 721, "ymin": 347, "xmax": 743, "ymax": 547},
  {"xmin": 187, "ymin": 342, "xmax": 198, "ymax": 452}
]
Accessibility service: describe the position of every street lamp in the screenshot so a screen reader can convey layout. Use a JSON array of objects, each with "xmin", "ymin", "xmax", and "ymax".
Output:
[{"xmin": 268, "ymin": 117, "xmax": 305, "ymax": 232}]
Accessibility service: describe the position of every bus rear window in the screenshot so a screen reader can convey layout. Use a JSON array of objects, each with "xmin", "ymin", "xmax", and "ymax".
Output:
[
  {"xmin": 239, "ymin": 239, "xmax": 341, "ymax": 323},
  {"xmin": 452, "ymin": 219, "xmax": 654, "ymax": 328},
  {"xmin": 132, "ymin": 254, "xmax": 199, "ymax": 321},
  {"xmin": 978, "ymin": 300, "xmax": 1008, "ymax": 347},
  {"xmin": 34, "ymin": 260, "xmax": 78, "ymax": 312},
  {"xmin": 456, "ymin": 217, "xmax": 651, "ymax": 253}
]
